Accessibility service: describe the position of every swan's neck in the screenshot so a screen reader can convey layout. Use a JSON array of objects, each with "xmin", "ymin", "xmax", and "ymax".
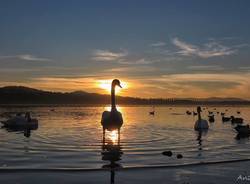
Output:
[
  {"xmin": 111, "ymin": 86, "xmax": 116, "ymax": 111},
  {"xmin": 198, "ymin": 111, "xmax": 201, "ymax": 121}
]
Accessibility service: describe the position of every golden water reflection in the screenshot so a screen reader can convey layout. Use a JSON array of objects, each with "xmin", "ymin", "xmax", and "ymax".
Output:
[{"xmin": 106, "ymin": 130, "xmax": 119, "ymax": 144}]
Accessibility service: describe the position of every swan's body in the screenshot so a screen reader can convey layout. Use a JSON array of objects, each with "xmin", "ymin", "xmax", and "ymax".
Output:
[
  {"xmin": 194, "ymin": 106, "xmax": 209, "ymax": 131},
  {"xmin": 101, "ymin": 110, "xmax": 123, "ymax": 131},
  {"xmin": 1, "ymin": 112, "xmax": 38, "ymax": 128},
  {"xmin": 101, "ymin": 79, "xmax": 123, "ymax": 134}
]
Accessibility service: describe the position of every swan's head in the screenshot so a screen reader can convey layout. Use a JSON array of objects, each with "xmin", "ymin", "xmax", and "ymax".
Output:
[
  {"xmin": 112, "ymin": 79, "xmax": 122, "ymax": 88},
  {"xmin": 197, "ymin": 106, "xmax": 202, "ymax": 113}
]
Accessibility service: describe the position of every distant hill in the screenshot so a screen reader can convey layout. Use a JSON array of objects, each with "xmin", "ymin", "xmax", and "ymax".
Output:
[{"xmin": 0, "ymin": 86, "xmax": 249, "ymax": 106}]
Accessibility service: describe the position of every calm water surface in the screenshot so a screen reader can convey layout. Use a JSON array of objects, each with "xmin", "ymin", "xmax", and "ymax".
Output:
[{"xmin": 0, "ymin": 106, "xmax": 249, "ymax": 169}]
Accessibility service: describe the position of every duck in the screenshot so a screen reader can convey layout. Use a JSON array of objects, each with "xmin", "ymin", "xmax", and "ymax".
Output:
[
  {"xmin": 149, "ymin": 106, "xmax": 155, "ymax": 115},
  {"xmin": 208, "ymin": 111, "xmax": 213, "ymax": 115},
  {"xmin": 101, "ymin": 79, "xmax": 123, "ymax": 142},
  {"xmin": 222, "ymin": 116, "xmax": 231, "ymax": 122},
  {"xmin": 186, "ymin": 110, "xmax": 192, "ymax": 115},
  {"xmin": 194, "ymin": 106, "xmax": 209, "ymax": 131},
  {"xmin": 234, "ymin": 124, "xmax": 250, "ymax": 135},
  {"xmin": 193, "ymin": 111, "xmax": 198, "ymax": 116},
  {"xmin": 231, "ymin": 116, "xmax": 243, "ymax": 124},
  {"xmin": 149, "ymin": 111, "xmax": 155, "ymax": 115},
  {"xmin": 1, "ymin": 112, "xmax": 38, "ymax": 128},
  {"xmin": 208, "ymin": 115, "xmax": 215, "ymax": 122}
]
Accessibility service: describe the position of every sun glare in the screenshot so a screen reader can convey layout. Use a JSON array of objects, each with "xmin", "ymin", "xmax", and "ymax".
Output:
[
  {"xmin": 97, "ymin": 80, "xmax": 128, "ymax": 94},
  {"xmin": 107, "ymin": 130, "xmax": 119, "ymax": 144}
]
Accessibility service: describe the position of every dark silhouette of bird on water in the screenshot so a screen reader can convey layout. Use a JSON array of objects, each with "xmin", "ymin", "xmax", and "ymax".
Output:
[{"xmin": 101, "ymin": 79, "xmax": 123, "ymax": 143}]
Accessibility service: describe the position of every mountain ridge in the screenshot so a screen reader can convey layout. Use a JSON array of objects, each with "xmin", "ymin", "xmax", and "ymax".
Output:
[{"xmin": 0, "ymin": 86, "xmax": 249, "ymax": 105}]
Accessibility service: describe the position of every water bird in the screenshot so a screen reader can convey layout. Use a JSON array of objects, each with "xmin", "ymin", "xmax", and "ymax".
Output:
[
  {"xmin": 222, "ymin": 116, "xmax": 231, "ymax": 122},
  {"xmin": 221, "ymin": 112, "xmax": 225, "ymax": 116},
  {"xmin": 1, "ymin": 112, "xmax": 38, "ymax": 128},
  {"xmin": 208, "ymin": 111, "xmax": 213, "ymax": 115},
  {"xmin": 162, "ymin": 151, "xmax": 173, "ymax": 157},
  {"xmin": 231, "ymin": 116, "xmax": 243, "ymax": 124},
  {"xmin": 193, "ymin": 111, "xmax": 198, "ymax": 116},
  {"xmin": 208, "ymin": 115, "xmax": 215, "ymax": 122},
  {"xmin": 149, "ymin": 111, "xmax": 155, "ymax": 115},
  {"xmin": 186, "ymin": 110, "xmax": 192, "ymax": 115},
  {"xmin": 234, "ymin": 124, "xmax": 250, "ymax": 136},
  {"xmin": 176, "ymin": 154, "xmax": 183, "ymax": 159},
  {"xmin": 194, "ymin": 106, "xmax": 209, "ymax": 131},
  {"xmin": 101, "ymin": 79, "xmax": 123, "ymax": 143},
  {"xmin": 237, "ymin": 111, "xmax": 241, "ymax": 114},
  {"xmin": 149, "ymin": 106, "xmax": 155, "ymax": 115}
]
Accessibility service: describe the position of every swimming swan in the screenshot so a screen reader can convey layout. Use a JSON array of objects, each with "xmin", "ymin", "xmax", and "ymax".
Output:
[
  {"xmin": 1, "ymin": 112, "xmax": 38, "ymax": 128},
  {"xmin": 194, "ymin": 106, "xmax": 209, "ymax": 131},
  {"xmin": 101, "ymin": 79, "xmax": 123, "ymax": 142}
]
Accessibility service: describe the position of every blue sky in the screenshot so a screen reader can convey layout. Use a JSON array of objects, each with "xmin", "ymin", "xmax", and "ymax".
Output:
[{"xmin": 0, "ymin": 0, "xmax": 250, "ymax": 98}]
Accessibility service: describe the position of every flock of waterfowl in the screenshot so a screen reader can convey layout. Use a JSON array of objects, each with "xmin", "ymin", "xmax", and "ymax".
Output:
[{"xmin": 186, "ymin": 106, "xmax": 250, "ymax": 137}]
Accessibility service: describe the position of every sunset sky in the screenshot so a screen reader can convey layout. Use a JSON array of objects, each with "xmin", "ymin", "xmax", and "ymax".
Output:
[{"xmin": 0, "ymin": 0, "xmax": 250, "ymax": 99}]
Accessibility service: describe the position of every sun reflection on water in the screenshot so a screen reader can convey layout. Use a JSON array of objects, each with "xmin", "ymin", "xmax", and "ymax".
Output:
[{"xmin": 106, "ymin": 130, "xmax": 119, "ymax": 144}]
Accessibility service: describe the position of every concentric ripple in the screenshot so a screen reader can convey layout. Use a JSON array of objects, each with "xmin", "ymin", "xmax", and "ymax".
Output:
[{"xmin": 0, "ymin": 106, "xmax": 250, "ymax": 169}]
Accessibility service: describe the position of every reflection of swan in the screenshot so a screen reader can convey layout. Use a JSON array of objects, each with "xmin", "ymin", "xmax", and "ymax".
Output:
[
  {"xmin": 196, "ymin": 130, "xmax": 207, "ymax": 157},
  {"xmin": 102, "ymin": 136, "xmax": 123, "ymax": 184},
  {"xmin": 2, "ymin": 123, "xmax": 38, "ymax": 138},
  {"xmin": 101, "ymin": 79, "xmax": 123, "ymax": 143},
  {"xmin": 1, "ymin": 112, "xmax": 38, "ymax": 129},
  {"xmin": 194, "ymin": 106, "xmax": 209, "ymax": 131}
]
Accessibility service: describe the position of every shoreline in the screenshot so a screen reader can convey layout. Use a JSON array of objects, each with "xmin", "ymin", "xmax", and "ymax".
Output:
[
  {"xmin": 1, "ymin": 158, "xmax": 250, "ymax": 173},
  {"xmin": 1, "ymin": 160, "xmax": 250, "ymax": 184}
]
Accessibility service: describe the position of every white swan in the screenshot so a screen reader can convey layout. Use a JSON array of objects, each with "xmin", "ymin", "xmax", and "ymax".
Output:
[
  {"xmin": 101, "ymin": 79, "xmax": 123, "ymax": 142},
  {"xmin": 194, "ymin": 106, "xmax": 209, "ymax": 131},
  {"xmin": 1, "ymin": 112, "xmax": 38, "ymax": 128}
]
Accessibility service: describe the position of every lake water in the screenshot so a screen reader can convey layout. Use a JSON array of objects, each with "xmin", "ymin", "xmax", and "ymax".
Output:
[{"xmin": 0, "ymin": 106, "xmax": 250, "ymax": 169}]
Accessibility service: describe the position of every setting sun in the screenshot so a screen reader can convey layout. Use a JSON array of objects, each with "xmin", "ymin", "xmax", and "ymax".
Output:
[{"xmin": 97, "ymin": 80, "xmax": 128, "ymax": 94}]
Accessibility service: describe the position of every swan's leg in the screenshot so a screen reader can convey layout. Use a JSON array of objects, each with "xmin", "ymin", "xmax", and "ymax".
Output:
[
  {"xmin": 102, "ymin": 128, "xmax": 105, "ymax": 144},
  {"xmin": 118, "ymin": 128, "xmax": 120, "ymax": 145}
]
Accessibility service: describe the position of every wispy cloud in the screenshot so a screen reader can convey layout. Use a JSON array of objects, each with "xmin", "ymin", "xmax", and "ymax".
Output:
[
  {"xmin": 187, "ymin": 65, "xmax": 224, "ymax": 71},
  {"xmin": 92, "ymin": 49, "xmax": 128, "ymax": 61},
  {"xmin": 0, "ymin": 54, "xmax": 52, "ymax": 61},
  {"xmin": 172, "ymin": 37, "xmax": 236, "ymax": 58},
  {"xmin": 119, "ymin": 58, "xmax": 154, "ymax": 65},
  {"xmin": 150, "ymin": 41, "xmax": 166, "ymax": 47}
]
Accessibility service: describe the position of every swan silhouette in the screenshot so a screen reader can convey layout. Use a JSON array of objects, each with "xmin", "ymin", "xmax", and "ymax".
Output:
[
  {"xmin": 194, "ymin": 106, "xmax": 209, "ymax": 131},
  {"xmin": 101, "ymin": 79, "xmax": 123, "ymax": 143}
]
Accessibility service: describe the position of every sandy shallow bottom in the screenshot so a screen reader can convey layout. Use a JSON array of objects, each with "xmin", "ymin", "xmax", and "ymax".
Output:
[{"xmin": 0, "ymin": 160, "xmax": 250, "ymax": 184}]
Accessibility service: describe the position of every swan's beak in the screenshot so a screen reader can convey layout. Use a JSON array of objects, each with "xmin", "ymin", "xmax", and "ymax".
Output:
[{"xmin": 118, "ymin": 84, "xmax": 122, "ymax": 88}]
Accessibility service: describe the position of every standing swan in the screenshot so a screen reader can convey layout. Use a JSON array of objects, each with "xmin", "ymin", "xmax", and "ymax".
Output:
[
  {"xmin": 194, "ymin": 106, "xmax": 209, "ymax": 131},
  {"xmin": 101, "ymin": 79, "xmax": 123, "ymax": 143}
]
